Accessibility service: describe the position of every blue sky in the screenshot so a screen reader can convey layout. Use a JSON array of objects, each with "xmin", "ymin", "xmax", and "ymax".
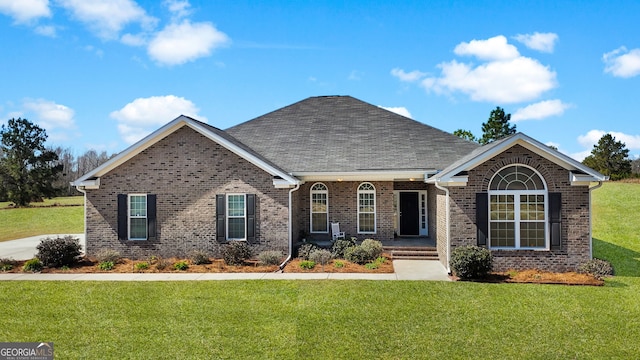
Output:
[{"xmin": 1, "ymin": 0, "xmax": 639, "ymax": 161}]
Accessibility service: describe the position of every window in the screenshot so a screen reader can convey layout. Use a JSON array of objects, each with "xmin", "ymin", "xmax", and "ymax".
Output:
[
  {"xmin": 488, "ymin": 165, "xmax": 547, "ymax": 249},
  {"xmin": 358, "ymin": 182, "xmax": 376, "ymax": 233},
  {"xmin": 227, "ymin": 194, "xmax": 246, "ymax": 240},
  {"xmin": 216, "ymin": 193, "xmax": 256, "ymax": 243},
  {"xmin": 129, "ymin": 194, "xmax": 147, "ymax": 240},
  {"xmin": 310, "ymin": 183, "xmax": 328, "ymax": 233}
]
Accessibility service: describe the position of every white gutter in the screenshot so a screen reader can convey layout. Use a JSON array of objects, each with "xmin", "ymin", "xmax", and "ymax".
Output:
[
  {"xmin": 279, "ymin": 183, "xmax": 300, "ymax": 270},
  {"xmin": 433, "ymin": 181, "xmax": 451, "ymax": 273},
  {"xmin": 74, "ymin": 185, "xmax": 88, "ymax": 256},
  {"xmin": 588, "ymin": 181, "xmax": 604, "ymax": 259}
]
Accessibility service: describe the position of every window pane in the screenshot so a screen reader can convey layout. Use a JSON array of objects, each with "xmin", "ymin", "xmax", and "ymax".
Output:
[
  {"xmin": 490, "ymin": 222, "xmax": 515, "ymax": 247},
  {"xmin": 312, "ymin": 193, "xmax": 327, "ymax": 212},
  {"xmin": 359, "ymin": 213, "xmax": 375, "ymax": 232},
  {"xmin": 130, "ymin": 195, "xmax": 146, "ymax": 217},
  {"xmin": 130, "ymin": 218, "xmax": 147, "ymax": 239},
  {"xmin": 228, "ymin": 195, "xmax": 245, "ymax": 217},
  {"xmin": 228, "ymin": 218, "xmax": 245, "ymax": 239},
  {"xmin": 312, "ymin": 213, "xmax": 328, "ymax": 232},
  {"xmin": 520, "ymin": 222, "xmax": 545, "ymax": 248}
]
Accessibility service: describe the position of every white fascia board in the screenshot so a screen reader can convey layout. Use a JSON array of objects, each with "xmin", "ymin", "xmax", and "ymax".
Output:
[
  {"xmin": 74, "ymin": 178, "xmax": 100, "ymax": 189},
  {"xmin": 425, "ymin": 175, "xmax": 468, "ymax": 187},
  {"xmin": 570, "ymin": 172, "xmax": 609, "ymax": 186},
  {"xmin": 293, "ymin": 170, "xmax": 434, "ymax": 182}
]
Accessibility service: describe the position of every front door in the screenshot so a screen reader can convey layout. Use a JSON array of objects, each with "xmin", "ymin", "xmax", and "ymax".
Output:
[{"xmin": 399, "ymin": 192, "xmax": 419, "ymax": 236}]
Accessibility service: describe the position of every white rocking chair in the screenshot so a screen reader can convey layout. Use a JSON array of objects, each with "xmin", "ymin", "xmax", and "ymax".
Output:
[{"xmin": 331, "ymin": 222, "xmax": 345, "ymax": 241}]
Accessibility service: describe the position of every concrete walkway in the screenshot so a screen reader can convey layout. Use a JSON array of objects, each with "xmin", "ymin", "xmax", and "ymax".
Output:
[{"xmin": 0, "ymin": 235, "xmax": 450, "ymax": 281}]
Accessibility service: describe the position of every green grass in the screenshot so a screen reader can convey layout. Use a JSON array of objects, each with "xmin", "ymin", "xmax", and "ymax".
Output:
[
  {"xmin": 0, "ymin": 183, "xmax": 638, "ymax": 358},
  {"xmin": 0, "ymin": 196, "xmax": 84, "ymax": 209},
  {"xmin": 0, "ymin": 197, "xmax": 84, "ymax": 241}
]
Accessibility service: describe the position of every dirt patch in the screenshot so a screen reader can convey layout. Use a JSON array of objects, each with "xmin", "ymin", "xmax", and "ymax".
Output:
[{"xmin": 452, "ymin": 269, "xmax": 604, "ymax": 286}]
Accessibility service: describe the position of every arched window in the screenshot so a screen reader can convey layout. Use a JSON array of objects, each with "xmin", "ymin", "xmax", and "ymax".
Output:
[
  {"xmin": 358, "ymin": 182, "xmax": 376, "ymax": 233},
  {"xmin": 310, "ymin": 183, "xmax": 328, "ymax": 233},
  {"xmin": 488, "ymin": 165, "xmax": 548, "ymax": 249}
]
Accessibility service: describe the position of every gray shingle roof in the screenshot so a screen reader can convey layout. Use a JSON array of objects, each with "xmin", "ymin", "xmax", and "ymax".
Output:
[{"xmin": 225, "ymin": 96, "xmax": 479, "ymax": 173}]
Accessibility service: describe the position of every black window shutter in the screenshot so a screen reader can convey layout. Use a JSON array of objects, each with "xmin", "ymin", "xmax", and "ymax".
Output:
[
  {"xmin": 216, "ymin": 194, "xmax": 226, "ymax": 242},
  {"xmin": 246, "ymin": 194, "xmax": 256, "ymax": 244},
  {"xmin": 147, "ymin": 194, "xmax": 157, "ymax": 240},
  {"xmin": 117, "ymin": 194, "xmax": 128, "ymax": 240},
  {"xmin": 476, "ymin": 193, "xmax": 488, "ymax": 247},
  {"xmin": 549, "ymin": 192, "xmax": 562, "ymax": 250}
]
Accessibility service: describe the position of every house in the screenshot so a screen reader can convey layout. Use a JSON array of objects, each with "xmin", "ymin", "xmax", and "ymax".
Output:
[{"xmin": 73, "ymin": 96, "xmax": 607, "ymax": 272}]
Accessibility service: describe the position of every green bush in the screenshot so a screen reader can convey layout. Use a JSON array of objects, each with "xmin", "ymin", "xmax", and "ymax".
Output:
[
  {"xmin": 222, "ymin": 242, "xmax": 252, "ymax": 265},
  {"xmin": 22, "ymin": 258, "xmax": 43, "ymax": 273},
  {"xmin": 344, "ymin": 239, "xmax": 383, "ymax": 265},
  {"xmin": 188, "ymin": 250, "xmax": 211, "ymax": 265},
  {"xmin": 36, "ymin": 235, "xmax": 82, "ymax": 268},
  {"xmin": 309, "ymin": 249, "xmax": 332, "ymax": 265},
  {"xmin": 97, "ymin": 261, "xmax": 115, "ymax": 271},
  {"xmin": 95, "ymin": 248, "xmax": 121, "ymax": 264},
  {"xmin": 174, "ymin": 261, "xmax": 189, "ymax": 271},
  {"xmin": 299, "ymin": 260, "xmax": 316, "ymax": 270},
  {"xmin": 364, "ymin": 262, "xmax": 379, "ymax": 270},
  {"xmin": 0, "ymin": 258, "xmax": 16, "ymax": 271},
  {"xmin": 578, "ymin": 258, "xmax": 614, "ymax": 279},
  {"xmin": 134, "ymin": 262, "xmax": 150, "ymax": 271},
  {"xmin": 334, "ymin": 260, "xmax": 345, "ymax": 268},
  {"xmin": 297, "ymin": 243, "xmax": 318, "ymax": 260},
  {"xmin": 449, "ymin": 245, "xmax": 493, "ymax": 279},
  {"xmin": 331, "ymin": 238, "xmax": 357, "ymax": 258},
  {"xmin": 257, "ymin": 250, "xmax": 283, "ymax": 266}
]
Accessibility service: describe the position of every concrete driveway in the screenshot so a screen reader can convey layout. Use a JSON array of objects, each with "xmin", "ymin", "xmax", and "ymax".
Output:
[{"xmin": 0, "ymin": 234, "xmax": 85, "ymax": 260}]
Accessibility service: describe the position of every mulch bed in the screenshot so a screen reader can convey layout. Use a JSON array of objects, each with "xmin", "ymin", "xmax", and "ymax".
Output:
[
  {"xmin": 285, "ymin": 257, "xmax": 394, "ymax": 273},
  {"xmin": 451, "ymin": 269, "xmax": 604, "ymax": 286}
]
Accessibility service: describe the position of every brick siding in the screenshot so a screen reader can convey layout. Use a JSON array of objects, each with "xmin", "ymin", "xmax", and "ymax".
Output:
[
  {"xmin": 446, "ymin": 144, "xmax": 591, "ymax": 272},
  {"xmin": 84, "ymin": 126, "xmax": 290, "ymax": 259}
]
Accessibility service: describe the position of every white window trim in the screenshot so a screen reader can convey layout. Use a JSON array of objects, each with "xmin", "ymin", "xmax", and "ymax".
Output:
[
  {"xmin": 487, "ymin": 165, "xmax": 549, "ymax": 250},
  {"xmin": 310, "ymin": 182, "xmax": 329, "ymax": 233},
  {"xmin": 357, "ymin": 182, "xmax": 376, "ymax": 234},
  {"xmin": 226, "ymin": 193, "xmax": 247, "ymax": 241},
  {"xmin": 128, "ymin": 194, "xmax": 147, "ymax": 241}
]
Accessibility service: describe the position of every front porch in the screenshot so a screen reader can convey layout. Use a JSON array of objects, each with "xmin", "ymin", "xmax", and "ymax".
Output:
[{"xmin": 300, "ymin": 236, "xmax": 438, "ymax": 260}]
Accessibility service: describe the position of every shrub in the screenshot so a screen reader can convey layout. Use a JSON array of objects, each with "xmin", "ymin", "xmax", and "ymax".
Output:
[
  {"xmin": 299, "ymin": 260, "xmax": 316, "ymax": 270},
  {"xmin": 36, "ymin": 235, "xmax": 82, "ymax": 268},
  {"xmin": 95, "ymin": 248, "xmax": 121, "ymax": 264},
  {"xmin": 297, "ymin": 243, "xmax": 318, "ymax": 260},
  {"xmin": 22, "ymin": 258, "xmax": 43, "ymax": 273},
  {"xmin": 222, "ymin": 242, "xmax": 252, "ymax": 265},
  {"xmin": 578, "ymin": 258, "xmax": 614, "ymax": 279},
  {"xmin": 331, "ymin": 238, "xmax": 357, "ymax": 258},
  {"xmin": 344, "ymin": 239, "xmax": 383, "ymax": 265},
  {"xmin": 0, "ymin": 258, "xmax": 16, "ymax": 272},
  {"xmin": 449, "ymin": 245, "xmax": 493, "ymax": 280},
  {"xmin": 334, "ymin": 260, "xmax": 345, "ymax": 268},
  {"xmin": 97, "ymin": 261, "xmax": 115, "ymax": 271},
  {"xmin": 174, "ymin": 261, "xmax": 189, "ymax": 271},
  {"xmin": 134, "ymin": 262, "xmax": 150, "ymax": 271},
  {"xmin": 258, "ymin": 250, "xmax": 283, "ymax": 266},
  {"xmin": 155, "ymin": 257, "xmax": 171, "ymax": 270},
  {"xmin": 189, "ymin": 250, "xmax": 211, "ymax": 265},
  {"xmin": 364, "ymin": 262, "xmax": 379, "ymax": 270},
  {"xmin": 310, "ymin": 249, "xmax": 332, "ymax": 271}
]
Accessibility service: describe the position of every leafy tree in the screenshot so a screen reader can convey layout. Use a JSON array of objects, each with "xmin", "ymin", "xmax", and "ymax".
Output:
[
  {"xmin": 453, "ymin": 129, "xmax": 477, "ymax": 142},
  {"xmin": 479, "ymin": 106, "xmax": 516, "ymax": 145},
  {"xmin": 582, "ymin": 134, "xmax": 632, "ymax": 180},
  {"xmin": 632, "ymin": 158, "xmax": 640, "ymax": 176},
  {"xmin": 0, "ymin": 118, "xmax": 62, "ymax": 206}
]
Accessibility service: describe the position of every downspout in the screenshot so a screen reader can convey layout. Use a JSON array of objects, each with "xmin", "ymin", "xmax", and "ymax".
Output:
[
  {"xmin": 74, "ymin": 184, "xmax": 88, "ymax": 256},
  {"xmin": 433, "ymin": 181, "xmax": 451, "ymax": 273},
  {"xmin": 279, "ymin": 183, "xmax": 300, "ymax": 270},
  {"xmin": 588, "ymin": 181, "xmax": 604, "ymax": 259}
]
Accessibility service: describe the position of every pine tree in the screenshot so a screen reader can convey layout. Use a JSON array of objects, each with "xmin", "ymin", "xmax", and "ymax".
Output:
[
  {"xmin": 479, "ymin": 107, "xmax": 516, "ymax": 145},
  {"xmin": 453, "ymin": 129, "xmax": 477, "ymax": 142},
  {"xmin": 582, "ymin": 134, "xmax": 631, "ymax": 180},
  {"xmin": 0, "ymin": 118, "xmax": 62, "ymax": 206}
]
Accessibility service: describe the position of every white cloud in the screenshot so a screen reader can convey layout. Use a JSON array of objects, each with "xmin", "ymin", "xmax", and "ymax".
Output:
[
  {"xmin": 422, "ymin": 56, "xmax": 557, "ymax": 103},
  {"xmin": 110, "ymin": 95, "xmax": 206, "ymax": 144},
  {"xmin": 57, "ymin": 0, "xmax": 157, "ymax": 40},
  {"xmin": 23, "ymin": 98, "xmax": 75, "ymax": 130},
  {"xmin": 147, "ymin": 20, "xmax": 229, "ymax": 66},
  {"xmin": 164, "ymin": 0, "xmax": 192, "ymax": 21},
  {"xmin": 512, "ymin": 99, "xmax": 572, "ymax": 122},
  {"xmin": 34, "ymin": 24, "xmax": 56, "ymax": 37},
  {"xmin": 379, "ymin": 106, "xmax": 412, "ymax": 119},
  {"xmin": 0, "ymin": 0, "xmax": 50, "ymax": 23},
  {"xmin": 514, "ymin": 32, "xmax": 558, "ymax": 53},
  {"xmin": 390, "ymin": 68, "xmax": 426, "ymax": 82},
  {"xmin": 120, "ymin": 33, "xmax": 147, "ymax": 46},
  {"xmin": 603, "ymin": 47, "xmax": 640, "ymax": 78},
  {"xmin": 454, "ymin": 35, "xmax": 519, "ymax": 61},
  {"xmin": 573, "ymin": 129, "xmax": 640, "ymax": 161}
]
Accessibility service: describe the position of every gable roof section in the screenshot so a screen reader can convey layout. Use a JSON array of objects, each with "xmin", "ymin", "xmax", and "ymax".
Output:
[
  {"xmin": 426, "ymin": 132, "xmax": 608, "ymax": 186},
  {"xmin": 226, "ymin": 96, "xmax": 480, "ymax": 178},
  {"xmin": 73, "ymin": 115, "xmax": 299, "ymax": 189}
]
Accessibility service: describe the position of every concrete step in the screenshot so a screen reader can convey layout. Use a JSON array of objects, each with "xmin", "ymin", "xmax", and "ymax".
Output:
[{"xmin": 385, "ymin": 247, "xmax": 439, "ymax": 260}]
